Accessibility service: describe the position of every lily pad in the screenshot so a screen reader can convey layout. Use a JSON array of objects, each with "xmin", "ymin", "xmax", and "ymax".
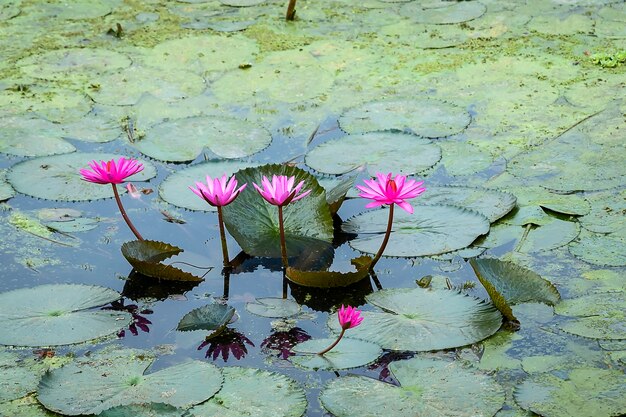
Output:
[
  {"xmin": 320, "ymin": 357, "xmax": 505, "ymax": 417},
  {"xmin": 159, "ymin": 160, "xmax": 260, "ymax": 211},
  {"xmin": 418, "ymin": 186, "xmax": 516, "ymax": 222},
  {"xmin": 324, "ymin": 174, "xmax": 357, "ymax": 215},
  {"xmin": 33, "ymin": 0, "xmax": 115, "ymax": 20},
  {"xmin": 515, "ymin": 368, "xmax": 626, "ymax": 417},
  {"xmin": 0, "ymin": 169, "xmax": 15, "ymax": 201},
  {"xmin": 0, "ymin": 1, "xmax": 21, "ymax": 20},
  {"xmin": 568, "ymin": 231, "xmax": 626, "ymax": 267},
  {"xmin": 343, "ymin": 205, "xmax": 490, "ymax": 257},
  {"xmin": 135, "ymin": 116, "xmax": 271, "ymax": 162},
  {"xmin": 305, "ymin": 132, "xmax": 441, "ymax": 176},
  {"xmin": 0, "ymin": 284, "xmax": 131, "ymax": 347},
  {"xmin": 0, "ymin": 85, "xmax": 92, "ymax": 123},
  {"xmin": 6, "ymin": 152, "xmax": 156, "ymax": 201},
  {"xmin": 187, "ymin": 367, "xmax": 306, "ymax": 417},
  {"xmin": 222, "ymin": 164, "xmax": 334, "ymax": 258},
  {"xmin": 513, "ymin": 186, "xmax": 591, "ymax": 216},
  {"xmin": 0, "ymin": 115, "xmax": 74, "ymax": 157},
  {"xmin": 286, "ymin": 256, "xmax": 372, "ymax": 288},
  {"xmin": 38, "ymin": 348, "xmax": 223, "ymax": 415},
  {"xmin": 291, "ymin": 338, "xmax": 382, "ymax": 370},
  {"xmin": 439, "ymin": 140, "xmax": 494, "ymax": 176},
  {"xmin": 246, "ymin": 298, "xmax": 301, "ymax": 318},
  {"xmin": 121, "ymin": 240, "xmax": 204, "ymax": 282},
  {"xmin": 327, "ymin": 287, "xmax": 502, "ymax": 351},
  {"xmin": 339, "ymin": 99, "xmax": 471, "ymax": 138},
  {"xmin": 399, "ymin": 1, "xmax": 487, "ymax": 24},
  {"xmin": 579, "ymin": 189, "xmax": 626, "ymax": 234},
  {"xmin": 99, "ymin": 404, "xmax": 184, "ymax": 417},
  {"xmin": 555, "ymin": 292, "xmax": 626, "ymax": 340},
  {"xmin": 0, "ymin": 350, "xmax": 40, "ymax": 402},
  {"xmin": 177, "ymin": 303, "xmax": 236, "ymax": 332}
]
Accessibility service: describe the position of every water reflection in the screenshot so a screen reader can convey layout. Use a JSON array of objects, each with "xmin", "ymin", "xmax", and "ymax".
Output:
[
  {"xmin": 102, "ymin": 298, "xmax": 153, "ymax": 337},
  {"xmin": 197, "ymin": 328, "xmax": 255, "ymax": 362},
  {"xmin": 261, "ymin": 327, "xmax": 312, "ymax": 360}
]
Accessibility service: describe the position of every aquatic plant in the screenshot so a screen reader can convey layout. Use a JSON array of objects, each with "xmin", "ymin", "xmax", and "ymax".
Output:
[
  {"xmin": 79, "ymin": 157, "xmax": 145, "ymax": 240},
  {"xmin": 356, "ymin": 172, "xmax": 426, "ymax": 270},
  {"xmin": 190, "ymin": 174, "xmax": 247, "ymax": 267},
  {"xmin": 317, "ymin": 305, "xmax": 363, "ymax": 355}
]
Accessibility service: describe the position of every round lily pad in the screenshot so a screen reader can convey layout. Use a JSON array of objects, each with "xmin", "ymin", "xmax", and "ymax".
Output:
[
  {"xmin": 0, "ymin": 169, "xmax": 15, "ymax": 201},
  {"xmin": 321, "ymin": 358, "xmax": 505, "ymax": 417},
  {"xmin": 7, "ymin": 152, "xmax": 156, "ymax": 201},
  {"xmin": 439, "ymin": 140, "xmax": 494, "ymax": 176},
  {"xmin": 187, "ymin": 367, "xmax": 306, "ymax": 417},
  {"xmin": 515, "ymin": 368, "xmax": 626, "ymax": 417},
  {"xmin": 305, "ymin": 132, "xmax": 441, "ymax": 176},
  {"xmin": 0, "ymin": 284, "xmax": 131, "ymax": 347},
  {"xmin": 579, "ymin": 190, "xmax": 626, "ymax": 233},
  {"xmin": 177, "ymin": 303, "xmax": 236, "ymax": 332},
  {"xmin": 34, "ymin": 0, "xmax": 115, "ymax": 20},
  {"xmin": 343, "ymin": 205, "xmax": 490, "ymax": 257},
  {"xmin": 17, "ymin": 48, "xmax": 131, "ymax": 81},
  {"xmin": 0, "ymin": 85, "xmax": 92, "ymax": 123},
  {"xmin": 159, "ymin": 160, "xmax": 260, "ymax": 211},
  {"xmin": 0, "ymin": 1, "xmax": 21, "ymax": 20},
  {"xmin": 291, "ymin": 338, "xmax": 382, "ymax": 370},
  {"xmin": 99, "ymin": 404, "xmax": 184, "ymax": 417},
  {"xmin": 246, "ymin": 298, "xmax": 301, "ymax": 318},
  {"xmin": 555, "ymin": 292, "xmax": 626, "ymax": 340},
  {"xmin": 38, "ymin": 348, "xmax": 223, "ymax": 415},
  {"xmin": 136, "ymin": 116, "xmax": 272, "ymax": 162},
  {"xmin": 380, "ymin": 21, "xmax": 469, "ymax": 49},
  {"xmin": 569, "ymin": 231, "xmax": 626, "ymax": 267},
  {"xmin": 399, "ymin": 1, "xmax": 487, "ymax": 24},
  {"xmin": 219, "ymin": 0, "xmax": 265, "ymax": 6},
  {"xmin": 0, "ymin": 350, "xmax": 40, "ymax": 401},
  {"xmin": 339, "ymin": 99, "xmax": 471, "ymax": 138},
  {"xmin": 513, "ymin": 186, "xmax": 591, "ymax": 216},
  {"xmin": 327, "ymin": 287, "xmax": 502, "ymax": 351},
  {"xmin": 0, "ymin": 115, "xmax": 75, "ymax": 157}
]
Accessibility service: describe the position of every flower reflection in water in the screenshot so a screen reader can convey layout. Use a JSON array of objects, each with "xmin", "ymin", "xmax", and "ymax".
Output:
[
  {"xmin": 261, "ymin": 327, "xmax": 311, "ymax": 360},
  {"xmin": 103, "ymin": 299, "xmax": 153, "ymax": 338},
  {"xmin": 198, "ymin": 328, "xmax": 255, "ymax": 362}
]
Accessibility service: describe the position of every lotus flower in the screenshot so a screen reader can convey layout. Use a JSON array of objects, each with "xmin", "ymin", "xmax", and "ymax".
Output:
[
  {"xmin": 79, "ymin": 157, "xmax": 143, "ymax": 185},
  {"xmin": 253, "ymin": 175, "xmax": 310, "ymax": 207},
  {"xmin": 318, "ymin": 305, "xmax": 363, "ymax": 355},
  {"xmin": 189, "ymin": 174, "xmax": 246, "ymax": 208},
  {"xmin": 356, "ymin": 172, "xmax": 425, "ymax": 214}
]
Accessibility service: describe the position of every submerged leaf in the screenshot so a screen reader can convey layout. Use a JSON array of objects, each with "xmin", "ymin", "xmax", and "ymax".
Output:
[
  {"xmin": 286, "ymin": 256, "xmax": 372, "ymax": 288},
  {"xmin": 121, "ymin": 240, "xmax": 204, "ymax": 282},
  {"xmin": 177, "ymin": 303, "xmax": 235, "ymax": 332}
]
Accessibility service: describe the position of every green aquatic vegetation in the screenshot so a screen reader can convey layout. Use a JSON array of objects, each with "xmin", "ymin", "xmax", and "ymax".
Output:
[{"xmin": 591, "ymin": 51, "xmax": 626, "ymax": 68}]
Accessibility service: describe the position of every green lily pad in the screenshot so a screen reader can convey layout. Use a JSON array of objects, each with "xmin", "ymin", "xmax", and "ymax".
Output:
[
  {"xmin": 527, "ymin": 13, "xmax": 594, "ymax": 36},
  {"xmin": 99, "ymin": 404, "xmax": 184, "ymax": 417},
  {"xmin": 380, "ymin": 21, "xmax": 469, "ymax": 49},
  {"xmin": 291, "ymin": 338, "xmax": 382, "ymax": 370},
  {"xmin": 286, "ymin": 256, "xmax": 372, "ymax": 288},
  {"xmin": 0, "ymin": 115, "xmax": 75, "ymax": 157},
  {"xmin": 159, "ymin": 160, "xmax": 260, "ymax": 211},
  {"xmin": 399, "ymin": 1, "xmax": 487, "ymax": 24},
  {"xmin": 46, "ymin": 217, "xmax": 99, "ymax": 233},
  {"xmin": 177, "ymin": 303, "xmax": 236, "ymax": 332},
  {"xmin": 320, "ymin": 358, "xmax": 505, "ymax": 417},
  {"xmin": 579, "ymin": 189, "xmax": 626, "ymax": 233},
  {"xmin": 0, "ymin": 85, "xmax": 92, "ymax": 123},
  {"xmin": 245, "ymin": 298, "xmax": 301, "ymax": 318},
  {"xmin": 324, "ymin": 174, "xmax": 357, "ymax": 215},
  {"xmin": 17, "ymin": 48, "xmax": 131, "ymax": 81},
  {"xmin": 121, "ymin": 240, "xmax": 204, "ymax": 282},
  {"xmin": 0, "ymin": 350, "xmax": 40, "ymax": 402},
  {"xmin": 0, "ymin": 284, "xmax": 131, "ymax": 347},
  {"xmin": 339, "ymin": 99, "xmax": 470, "ymax": 138},
  {"xmin": 135, "ymin": 116, "xmax": 271, "ymax": 162},
  {"xmin": 222, "ymin": 164, "xmax": 334, "ymax": 258},
  {"xmin": 327, "ymin": 287, "xmax": 502, "ymax": 351},
  {"xmin": 187, "ymin": 367, "xmax": 306, "ymax": 417},
  {"xmin": 0, "ymin": 1, "xmax": 21, "ymax": 20},
  {"xmin": 33, "ymin": 0, "xmax": 115, "ymax": 20},
  {"xmin": 220, "ymin": 0, "xmax": 265, "ymax": 5},
  {"xmin": 569, "ymin": 231, "xmax": 626, "ymax": 267},
  {"xmin": 6, "ymin": 152, "xmax": 156, "ymax": 201},
  {"xmin": 514, "ymin": 368, "xmax": 626, "ymax": 417},
  {"xmin": 343, "ymin": 205, "xmax": 490, "ymax": 257},
  {"xmin": 0, "ymin": 394, "xmax": 61, "ymax": 417},
  {"xmin": 38, "ymin": 348, "xmax": 223, "ymax": 415},
  {"xmin": 418, "ymin": 186, "xmax": 516, "ymax": 222},
  {"xmin": 305, "ymin": 132, "xmax": 441, "ymax": 176},
  {"xmin": 439, "ymin": 140, "xmax": 494, "ymax": 176},
  {"xmin": 555, "ymin": 292, "xmax": 626, "ymax": 340},
  {"xmin": 513, "ymin": 186, "xmax": 591, "ymax": 216},
  {"xmin": 0, "ymin": 169, "xmax": 15, "ymax": 201}
]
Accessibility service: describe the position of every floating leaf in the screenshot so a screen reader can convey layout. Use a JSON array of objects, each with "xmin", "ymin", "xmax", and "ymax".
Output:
[
  {"xmin": 0, "ymin": 169, "xmax": 15, "ymax": 201},
  {"xmin": 286, "ymin": 256, "xmax": 372, "ymax": 288},
  {"xmin": 187, "ymin": 367, "xmax": 306, "ymax": 417},
  {"xmin": 399, "ymin": 1, "xmax": 486, "ymax": 24},
  {"xmin": 177, "ymin": 303, "xmax": 235, "ymax": 332},
  {"xmin": 0, "ymin": 284, "xmax": 131, "ymax": 347},
  {"xmin": 339, "ymin": 99, "xmax": 470, "ymax": 138},
  {"xmin": 555, "ymin": 292, "xmax": 626, "ymax": 340},
  {"xmin": 38, "ymin": 348, "xmax": 223, "ymax": 415},
  {"xmin": 245, "ymin": 298, "xmax": 301, "ymax": 318},
  {"xmin": 0, "ymin": 85, "xmax": 92, "ymax": 123},
  {"xmin": 324, "ymin": 174, "xmax": 357, "ymax": 215},
  {"xmin": 328, "ymin": 287, "xmax": 502, "ymax": 351},
  {"xmin": 222, "ymin": 164, "xmax": 333, "ymax": 258},
  {"xmin": 135, "ymin": 116, "xmax": 271, "ymax": 162},
  {"xmin": 0, "ymin": 350, "xmax": 40, "ymax": 401},
  {"xmin": 579, "ymin": 190, "xmax": 626, "ymax": 233},
  {"xmin": 439, "ymin": 140, "xmax": 494, "ymax": 176},
  {"xmin": 6, "ymin": 153, "xmax": 156, "ymax": 201},
  {"xmin": 305, "ymin": 132, "xmax": 441, "ymax": 176},
  {"xmin": 0, "ymin": 115, "xmax": 75, "ymax": 157},
  {"xmin": 515, "ymin": 368, "xmax": 626, "ymax": 417},
  {"xmin": 513, "ymin": 186, "xmax": 591, "ymax": 216},
  {"xmin": 320, "ymin": 358, "xmax": 505, "ymax": 417},
  {"xmin": 99, "ymin": 404, "xmax": 184, "ymax": 417},
  {"xmin": 159, "ymin": 160, "xmax": 260, "ymax": 211},
  {"xmin": 32, "ymin": 0, "xmax": 116, "ymax": 20},
  {"xmin": 418, "ymin": 186, "xmax": 516, "ymax": 222},
  {"xmin": 569, "ymin": 230, "xmax": 626, "ymax": 267},
  {"xmin": 121, "ymin": 240, "xmax": 203, "ymax": 282},
  {"xmin": 344, "ymin": 205, "xmax": 490, "ymax": 257},
  {"xmin": 291, "ymin": 338, "xmax": 382, "ymax": 370}
]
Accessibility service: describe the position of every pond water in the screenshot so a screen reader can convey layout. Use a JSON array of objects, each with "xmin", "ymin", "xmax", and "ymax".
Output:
[{"xmin": 0, "ymin": 0, "xmax": 625, "ymax": 416}]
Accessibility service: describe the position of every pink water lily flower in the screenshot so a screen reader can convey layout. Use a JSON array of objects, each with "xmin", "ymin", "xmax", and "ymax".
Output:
[
  {"xmin": 338, "ymin": 305, "xmax": 364, "ymax": 330},
  {"xmin": 79, "ymin": 157, "xmax": 144, "ymax": 185},
  {"xmin": 190, "ymin": 174, "xmax": 247, "ymax": 207},
  {"xmin": 356, "ymin": 172, "xmax": 426, "ymax": 214},
  {"xmin": 253, "ymin": 175, "xmax": 311, "ymax": 207}
]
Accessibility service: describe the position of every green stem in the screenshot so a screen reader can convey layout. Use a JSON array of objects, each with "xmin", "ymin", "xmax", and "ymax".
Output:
[
  {"xmin": 370, "ymin": 204, "xmax": 394, "ymax": 271},
  {"xmin": 112, "ymin": 184, "xmax": 143, "ymax": 241},
  {"xmin": 278, "ymin": 205, "xmax": 289, "ymax": 269},
  {"xmin": 222, "ymin": 268, "xmax": 231, "ymax": 300},
  {"xmin": 317, "ymin": 328, "xmax": 346, "ymax": 355},
  {"xmin": 217, "ymin": 206, "xmax": 230, "ymax": 268}
]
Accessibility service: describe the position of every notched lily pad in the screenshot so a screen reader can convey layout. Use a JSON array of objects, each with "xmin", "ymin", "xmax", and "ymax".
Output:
[
  {"xmin": 0, "ymin": 284, "xmax": 131, "ymax": 347},
  {"xmin": 419, "ymin": 186, "xmax": 516, "ymax": 223},
  {"xmin": 400, "ymin": 1, "xmax": 486, "ymax": 24},
  {"xmin": 291, "ymin": 338, "xmax": 382, "ymax": 370},
  {"xmin": 177, "ymin": 302, "xmax": 235, "ymax": 332},
  {"xmin": 555, "ymin": 292, "xmax": 626, "ymax": 340},
  {"xmin": 0, "ymin": 350, "xmax": 41, "ymax": 402},
  {"xmin": 286, "ymin": 256, "xmax": 372, "ymax": 288},
  {"xmin": 121, "ymin": 240, "xmax": 204, "ymax": 282},
  {"xmin": 569, "ymin": 230, "xmax": 626, "ymax": 267},
  {"xmin": 0, "ymin": 115, "xmax": 75, "ymax": 157},
  {"xmin": 245, "ymin": 298, "xmax": 301, "ymax": 318}
]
